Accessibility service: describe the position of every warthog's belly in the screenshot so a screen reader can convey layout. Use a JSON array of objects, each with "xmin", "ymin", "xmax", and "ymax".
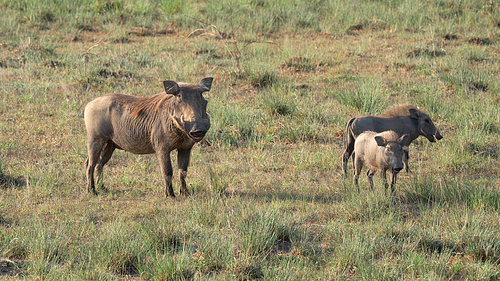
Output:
[{"xmin": 111, "ymin": 135, "xmax": 156, "ymax": 155}]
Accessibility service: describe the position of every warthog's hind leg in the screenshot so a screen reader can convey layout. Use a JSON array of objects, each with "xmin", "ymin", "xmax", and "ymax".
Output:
[
  {"xmin": 367, "ymin": 169, "xmax": 376, "ymax": 189},
  {"xmin": 353, "ymin": 156, "xmax": 363, "ymax": 191},
  {"xmin": 86, "ymin": 138, "xmax": 107, "ymax": 195},
  {"xmin": 343, "ymin": 122, "xmax": 356, "ymax": 176},
  {"xmin": 403, "ymin": 151, "xmax": 412, "ymax": 173},
  {"xmin": 95, "ymin": 141, "xmax": 115, "ymax": 191},
  {"xmin": 343, "ymin": 142, "xmax": 355, "ymax": 176}
]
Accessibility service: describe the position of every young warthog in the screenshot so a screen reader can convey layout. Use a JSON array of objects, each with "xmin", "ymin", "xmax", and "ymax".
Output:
[
  {"xmin": 343, "ymin": 104, "xmax": 442, "ymax": 175},
  {"xmin": 84, "ymin": 77, "xmax": 213, "ymax": 197},
  {"xmin": 354, "ymin": 131, "xmax": 409, "ymax": 192}
]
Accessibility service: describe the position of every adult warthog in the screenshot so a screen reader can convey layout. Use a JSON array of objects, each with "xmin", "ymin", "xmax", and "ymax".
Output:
[
  {"xmin": 354, "ymin": 130, "xmax": 409, "ymax": 192},
  {"xmin": 84, "ymin": 77, "xmax": 213, "ymax": 197},
  {"xmin": 343, "ymin": 104, "xmax": 442, "ymax": 175}
]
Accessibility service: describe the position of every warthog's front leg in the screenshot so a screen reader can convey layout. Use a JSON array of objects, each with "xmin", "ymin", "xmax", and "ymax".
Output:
[
  {"xmin": 390, "ymin": 171, "xmax": 398, "ymax": 193},
  {"xmin": 177, "ymin": 148, "xmax": 192, "ymax": 196},
  {"xmin": 157, "ymin": 149, "xmax": 175, "ymax": 197},
  {"xmin": 381, "ymin": 169, "xmax": 388, "ymax": 190}
]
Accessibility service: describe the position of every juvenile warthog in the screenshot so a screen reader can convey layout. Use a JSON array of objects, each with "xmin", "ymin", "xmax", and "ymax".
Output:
[
  {"xmin": 84, "ymin": 77, "xmax": 213, "ymax": 197},
  {"xmin": 343, "ymin": 104, "xmax": 442, "ymax": 175},
  {"xmin": 354, "ymin": 130, "xmax": 409, "ymax": 192}
]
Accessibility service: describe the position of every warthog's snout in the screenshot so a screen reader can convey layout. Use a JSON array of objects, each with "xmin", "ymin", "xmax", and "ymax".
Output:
[
  {"xmin": 189, "ymin": 130, "xmax": 207, "ymax": 142},
  {"xmin": 393, "ymin": 167, "xmax": 403, "ymax": 174},
  {"xmin": 186, "ymin": 122, "xmax": 209, "ymax": 142},
  {"xmin": 436, "ymin": 131, "xmax": 443, "ymax": 140},
  {"xmin": 179, "ymin": 114, "xmax": 210, "ymax": 142},
  {"xmin": 427, "ymin": 131, "xmax": 443, "ymax": 142},
  {"xmin": 426, "ymin": 133, "xmax": 437, "ymax": 142}
]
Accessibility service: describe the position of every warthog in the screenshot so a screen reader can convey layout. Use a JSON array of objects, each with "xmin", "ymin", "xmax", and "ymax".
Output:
[
  {"xmin": 354, "ymin": 130, "xmax": 409, "ymax": 192},
  {"xmin": 343, "ymin": 104, "xmax": 442, "ymax": 175},
  {"xmin": 84, "ymin": 77, "xmax": 213, "ymax": 197}
]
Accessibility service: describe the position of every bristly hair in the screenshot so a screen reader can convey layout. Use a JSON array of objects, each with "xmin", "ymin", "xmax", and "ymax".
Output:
[
  {"xmin": 127, "ymin": 94, "xmax": 174, "ymax": 119},
  {"xmin": 380, "ymin": 104, "xmax": 427, "ymax": 117}
]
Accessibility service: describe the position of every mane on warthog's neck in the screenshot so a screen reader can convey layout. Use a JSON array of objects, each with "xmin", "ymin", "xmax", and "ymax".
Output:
[
  {"xmin": 125, "ymin": 93, "xmax": 175, "ymax": 122},
  {"xmin": 380, "ymin": 104, "xmax": 426, "ymax": 118}
]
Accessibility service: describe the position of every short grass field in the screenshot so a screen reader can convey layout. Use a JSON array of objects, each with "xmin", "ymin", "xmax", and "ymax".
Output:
[{"xmin": 1, "ymin": 0, "xmax": 500, "ymax": 279}]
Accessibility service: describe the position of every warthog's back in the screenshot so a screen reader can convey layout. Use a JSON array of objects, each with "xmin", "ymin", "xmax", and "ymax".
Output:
[{"xmin": 351, "ymin": 116, "xmax": 417, "ymax": 140}]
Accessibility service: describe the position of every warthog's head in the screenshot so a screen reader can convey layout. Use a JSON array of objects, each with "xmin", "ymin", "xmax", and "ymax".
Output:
[
  {"xmin": 375, "ymin": 133, "xmax": 409, "ymax": 174},
  {"xmin": 409, "ymin": 108, "xmax": 443, "ymax": 142},
  {"xmin": 164, "ymin": 77, "xmax": 213, "ymax": 142}
]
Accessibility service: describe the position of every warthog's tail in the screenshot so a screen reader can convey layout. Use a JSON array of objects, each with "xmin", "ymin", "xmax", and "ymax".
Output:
[{"xmin": 342, "ymin": 118, "xmax": 356, "ymax": 175}]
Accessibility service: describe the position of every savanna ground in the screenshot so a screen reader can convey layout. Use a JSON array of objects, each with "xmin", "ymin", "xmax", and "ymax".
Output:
[{"xmin": 1, "ymin": 0, "xmax": 500, "ymax": 280}]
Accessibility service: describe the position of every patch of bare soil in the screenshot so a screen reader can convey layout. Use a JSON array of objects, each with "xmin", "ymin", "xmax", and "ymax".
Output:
[
  {"xmin": 468, "ymin": 37, "xmax": 492, "ymax": 46},
  {"xmin": 406, "ymin": 48, "xmax": 446, "ymax": 58},
  {"xmin": 443, "ymin": 34, "xmax": 458, "ymax": 40},
  {"xmin": 0, "ymin": 259, "xmax": 23, "ymax": 278}
]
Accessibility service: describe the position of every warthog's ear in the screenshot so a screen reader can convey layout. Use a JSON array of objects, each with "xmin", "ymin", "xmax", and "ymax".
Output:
[
  {"xmin": 374, "ymin": 136, "xmax": 387, "ymax": 147},
  {"xmin": 409, "ymin": 108, "xmax": 420, "ymax": 119},
  {"xmin": 399, "ymin": 134, "xmax": 410, "ymax": 146},
  {"xmin": 163, "ymin": 81, "xmax": 180, "ymax": 96},
  {"xmin": 199, "ymin": 77, "xmax": 213, "ymax": 92}
]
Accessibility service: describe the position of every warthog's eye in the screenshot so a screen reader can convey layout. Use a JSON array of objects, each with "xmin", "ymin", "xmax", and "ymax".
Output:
[{"xmin": 425, "ymin": 118, "xmax": 430, "ymax": 123}]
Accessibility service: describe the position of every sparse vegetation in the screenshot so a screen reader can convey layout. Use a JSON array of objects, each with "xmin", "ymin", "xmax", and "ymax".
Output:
[{"xmin": 1, "ymin": 0, "xmax": 500, "ymax": 279}]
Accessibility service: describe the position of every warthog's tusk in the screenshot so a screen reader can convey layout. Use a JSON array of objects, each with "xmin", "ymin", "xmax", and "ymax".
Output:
[
  {"xmin": 170, "ymin": 113, "xmax": 198, "ymax": 142},
  {"xmin": 206, "ymin": 112, "xmax": 210, "ymax": 120}
]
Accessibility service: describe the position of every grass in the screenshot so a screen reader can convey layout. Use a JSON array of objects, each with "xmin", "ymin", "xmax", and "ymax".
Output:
[{"xmin": 0, "ymin": 0, "xmax": 500, "ymax": 279}]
